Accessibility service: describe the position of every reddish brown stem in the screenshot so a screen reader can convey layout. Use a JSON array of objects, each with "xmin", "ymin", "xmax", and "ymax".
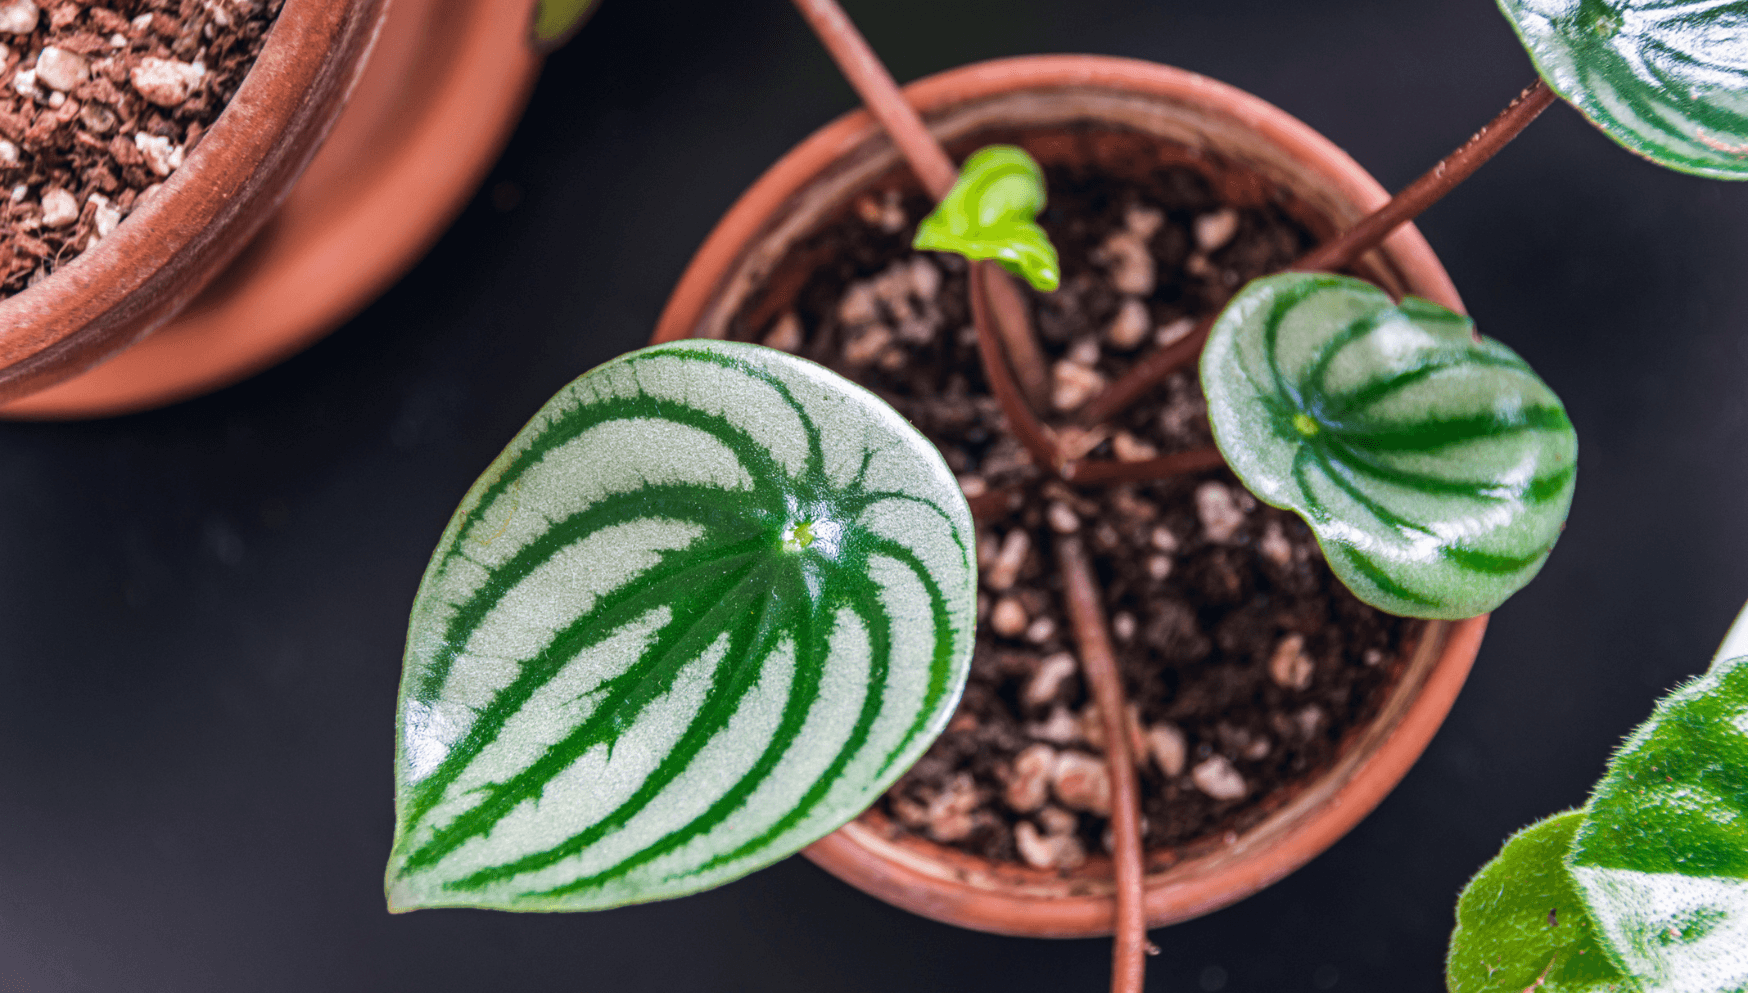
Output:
[
  {"xmin": 1293, "ymin": 80, "xmax": 1555, "ymax": 274},
  {"xmin": 788, "ymin": 0, "xmax": 956, "ymax": 200},
  {"xmin": 1057, "ymin": 536, "xmax": 1147, "ymax": 993},
  {"xmin": 972, "ymin": 260, "xmax": 1059, "ymax": 472},
  {"xmin": 1063, "ymin": 445, "xmax": 1225, "ymax": 486},
  {"xmin": 789, "ymin": 0, "xmax": 1053, "ymax": 409},
  {"xmin": 1079, "ymin": 79, "xmax": 1556, "ymax": 426}
]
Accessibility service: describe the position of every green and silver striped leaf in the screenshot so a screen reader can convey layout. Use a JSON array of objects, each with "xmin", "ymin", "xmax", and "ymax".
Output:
[
  {"xmin": 1447, "ymin": 810, "xmax": 1633, "ymax": 993},
  {"xmin": 1200, "ymin": 273, "xmax": 1577, "ymax": 620},
  {"xmin": 1499, "ymin": 0, "xmax": 1748, "ymax": 180},
  {"xmin": 1568, "ymin": 653, "xmax": 1748, "ymax": 992},
  {"xmin": 386, "ymin": 340, "xmax": 976, "ymax": 912}
]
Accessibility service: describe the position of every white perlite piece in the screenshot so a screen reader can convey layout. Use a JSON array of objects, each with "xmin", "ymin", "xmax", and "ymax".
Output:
[
  {"xmin": 1194, "ymin": 208, "xmax": 1240, "ymax": 252},
  {"xmin": 1051, "ymin": 750, "xmax": 1112, "ymax": 815},
  {"xmin": 1112, "ymin": 431, "xmax": 1157, "ymax": 462},
  {"xmin": 1105, "ymin": 296, "xmax": 1150, "ymax": 350},
  {"xmin": 0, "ymin": 138, "xmax": 16, "ymax": 164},
  {"xmin": 1125, "ymin": 203, "xmax": 1164, "ymax": 239},
  {"xmin": 1146, "ymin": 723, "xmax": 1187, "ymax": 776},
  {"xmin": 1023, "ymin": 616, "xmax": 1055, "ymax": 644},
  {"xmin": 1259, "ymin": 519, "xmax": 1293, "ymax": 566},
  {"xmin": 983, "ymin": 528, "xmax": 1029, "ymax": 591},
  {"xmin": 34, "ymin": 47, "xmax": 88, "ymax": 92},
  {"xmin": 1268, "ymin": 633, "xmax": 1315, "ymax": 690},
  {"xmin": 1155, "ymin": 316, "xmax": 1196, "ymax": 348},
  {"xmin": 1195, "ymin": 481, "xmax": 1245, "ymax": 543},
  {"xmin": 989, "ymin": 596, "xmax": 1027, "ymax": 638},
  {"xmin": 1025, "ymin": 705, "xmax": 1081, "ymax": 745},
  {"xmin": 130, "ymin": 56, "xmax": 206, "ymax": 107},
  {"xmin": 1095, "ymin": 229, "xmax": 1154, "ymax": 296},
  {"xmin": 1004, "ymin": 743, "xmax": 1056, "ymax": 812},
  {"xmin": 1051, "ymin": 359, "xmax": 1105, "ymax": 412},
  {"xmin": 135, "ymin": 133, "xmax": 185, "ymax": 177},
  {"xmin": 1046, "ymin": 501, "xmax": 1079, "ymax": 534},
  {"xmin": 1014, "ymin": 819, "xmax": 1086, "ymax": 870},
  {"xmin": 88, "ymin": 193, "xmax": 121, "ymax": 242},
  {"xmin": 0, "ymin": 0, "xmax": 37, "ymax": 35},
  {"xmin": 39, "ymin": 187, "xmax": 77, "ymax": 227},
  {"xmin": 11, "ymin": 67, "xmax": 38, "ymax": 99},
  {"xmin": 924, "ymin": 773, "xmax": 981, "ymax": 843},
  {"xmin": 1023, "ymin": 651, "xmax": 1078, "ymax": 707},
  {"xmin": 1191, "ymin": 755, "xmax": 1247, "ymax": 801}
]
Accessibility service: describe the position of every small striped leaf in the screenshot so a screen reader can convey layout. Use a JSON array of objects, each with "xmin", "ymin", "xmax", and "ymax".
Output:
[
  {"xmin": 1200, "ymin": 273, "xmax": 1576, "ymax": 620},
  {"xmin": 387, "ymin": 340, "xmax": 976, "ymax": 912},
  {"xmin": 1498, "ymin": 0, "xmax": 1748, "ymax": 180},
  {"xmin": 914, "ymin": 145, "xmax": 1061, "ymax": 291},
  {"xmin": 1446, "ymin": 810, "xmax": 1633, "ymax": 993},
  {"xmin": 1568, "ymin": 653, "xmax": 1748, "ymax": 992}
]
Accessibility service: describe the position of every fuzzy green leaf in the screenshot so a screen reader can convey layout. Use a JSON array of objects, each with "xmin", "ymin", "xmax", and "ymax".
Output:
[
  {"xmin": 913, "ymin": 145, "xmax": 1060, "ymax": 291},
  {"xmin": 1200, "ymin": 273, "xmax": 1577, "ymax": 619},
  {"xmin": 1497, "ymin": 0, "xmax": 1748, "ymax": 180},
  {"xmin": 1568, "ymin": 653, "xmax": 1748, "ymax": 992},
  {"xmin": 386, "ymin": 340, "xmax": 977, "ymax": 912},
  {"xmin": 1448, "ymin": 810, "xmax": 1635, "ymax": 993}
]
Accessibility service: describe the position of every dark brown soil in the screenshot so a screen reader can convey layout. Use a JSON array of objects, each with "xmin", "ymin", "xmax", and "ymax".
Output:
[
  {"xmin": 725, "ymin": 129, "xmax": 1411, "ymax": 871},
  {"xmin": 0, "ymin": 0, "xmax": 282, "ymax": 297}
]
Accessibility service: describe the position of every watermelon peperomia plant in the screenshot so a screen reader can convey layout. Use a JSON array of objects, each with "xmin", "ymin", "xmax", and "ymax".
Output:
[
  {"xmin": 385, "ymin": 8, "xmax": 1746, "ymax": 992},
  {"xmin": 1446, "ymin": 616, "xmax": 1748, "ymax": 993}
]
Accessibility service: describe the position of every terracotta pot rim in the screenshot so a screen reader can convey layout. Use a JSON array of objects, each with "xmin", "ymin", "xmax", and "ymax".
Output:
[
  {"xmin": 0, "ymin": 0, "xmax": 386, "ymax": 401},
  {"xmin": 650, "ymin": 53, "xmax": 1485, "ymax": 937}
]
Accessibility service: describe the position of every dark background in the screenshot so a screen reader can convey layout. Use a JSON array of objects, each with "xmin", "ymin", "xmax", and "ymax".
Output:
[{"xmin": 2, "ymin": 0, "xmax": 1744, "ymax": 989}]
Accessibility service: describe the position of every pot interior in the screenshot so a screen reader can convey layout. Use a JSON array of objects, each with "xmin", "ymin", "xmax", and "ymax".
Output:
[{"xmin": 674, "ymin": 80, "xmax": 1451, "ymax": 924}]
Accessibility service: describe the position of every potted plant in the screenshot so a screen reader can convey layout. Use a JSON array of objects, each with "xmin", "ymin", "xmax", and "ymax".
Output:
[
  {"xmin": 0, "ymin": 0, "xmax": 387, "ymax": 403},
  {"xmin": 382, "ymin": 1, "xmax": 1744, "ymax": 991}
]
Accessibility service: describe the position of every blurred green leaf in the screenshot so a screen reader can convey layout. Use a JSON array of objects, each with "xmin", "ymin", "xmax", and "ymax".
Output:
[
  {"xmin": 914, "ymin": 145, "xmax": 1060, "ymax": 291},
  {"xmin": 1497, "ymin": 0, "xmax": 1748, "ymax": 179},
  {"xmin": 533, "ymin": 0, "xmax": 602, "ymax": 50}
]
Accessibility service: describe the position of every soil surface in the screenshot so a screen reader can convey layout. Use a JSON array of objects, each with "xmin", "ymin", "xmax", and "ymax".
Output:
[
  {"xmin": 0, "ymin": 0, "xmax": 281, "ymax": 297},
  {"xmin": 727, "ymin": 136, "xmax": 1412, "ymax": 871}
]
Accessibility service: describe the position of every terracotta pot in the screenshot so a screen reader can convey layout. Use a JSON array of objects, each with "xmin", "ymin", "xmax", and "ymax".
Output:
[
  {"xmin": 651, "ymin": 54, "xmax": 1489, "ymax": 937},
  {"xmin": 0, "ymin": 0, "xmax": 388, "ymax": 405}
]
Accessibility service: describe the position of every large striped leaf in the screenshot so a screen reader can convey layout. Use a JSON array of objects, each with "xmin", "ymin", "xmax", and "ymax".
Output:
[
  {"xmin": 1200, "ymin": 273, "xmax": 1576, "ymax": 620},
  {"xmin": 1568, "ymin": 653, "xmax": 1748, "ymax": 992},
  {"xmin": 914, "ymin": 145, "xmax": 1061, "ymax": 291},
  {"xmin": 1446, "ymin": 810, "xmax": 1633, "ymax": 993},
  {"xmin": 1498, "ymin": 0, "xmax": 1748, "ymax": 180},
  {"xmin": 386, "ymin": 340, "xmax": 976, "ymax": 912}
]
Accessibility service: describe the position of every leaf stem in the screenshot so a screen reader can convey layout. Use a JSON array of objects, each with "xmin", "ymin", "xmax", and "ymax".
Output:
[
  {"xmin": 1078, "ymin": 79, "xmax": 1555, "ymax": 426},
  {"xmin": 1062, "ymin": 445, "xmax": 1225, "ymax": 485},
  {"xmin": 1057, "ymin": 536, "xmax": 1147, "ymax": 993},
  {"xmin": 788, "ymin": 0, "xmax": 1052, "ymax": 408},
  {"xmin": 972, "ymin": 260, "xmax": 1059, "ymax": 473}
]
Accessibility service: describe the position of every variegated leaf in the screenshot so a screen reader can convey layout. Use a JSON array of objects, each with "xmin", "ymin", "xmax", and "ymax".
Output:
[
  {"xmin": 1200, "ymin": 273, "xmax": 1577, "ymax": 620},
  {"xmin": 1498, "ymin": 0, "xmax": 1748, "ymax": 180},
  {"xmin": 1569, "ymin": 653, "xmax": 1748, "ymax": 992},
  {"xmin": 386, "ymin": 340, "xmax": 977, "ymax": 912},
  {"xmin": 1447, "ymin": 810, "xmax": 1633, "ymax": 993},
  {"xmin": 913, "ymin": 144, "xmax": 1061, "ymax": 291}
]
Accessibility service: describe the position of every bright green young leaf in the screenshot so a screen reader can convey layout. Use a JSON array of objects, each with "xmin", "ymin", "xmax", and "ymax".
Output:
[
  {"xmin": 386, "ymin": 340, "xmax": 977, "ymax": 912},
  {"xmin": 913, "ymin": 144, "xmax": 1061, "ymax": 291},
  {"xmin": 532, "ymin": 0, "xmax": 602, "ymax": 50},
  {"xmin": 1199, "ymin": 273, "xmax": 1576, "ymax": 620},
  {"xmin": 1448, "ymin": 810, "xmax": 1635, "ymax": 993},
  {"xmin": 1568, "ymin": 653, "xmax": 1748, "ymax": 992},
  {"xmin": 1497, "ymin": 0, "xmax": 1748, "ymax": 180}
]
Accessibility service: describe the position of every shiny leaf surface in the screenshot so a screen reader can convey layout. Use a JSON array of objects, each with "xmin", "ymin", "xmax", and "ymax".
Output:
[
  {"xmin": 387, "ymin": 340, "xmax": 977, "ymax": 911},
  {"xmin": 1200, "ymin": 273, "xmax": 1577, "ymax": 619},
  {"xmin": 913, "ymin": 145, "xmax": 1061, "ymax": 291},
  {"xmin": 1447, "ymin": 810, "xmax": 1634, "ymax": 993},
  {"xmin": 1569, "ymin": 653, "xmax": 1748, "ymax": 991},
  {"xmin": 1498, "ymin": 0, "xmax": 1748, "ymax": 179}
]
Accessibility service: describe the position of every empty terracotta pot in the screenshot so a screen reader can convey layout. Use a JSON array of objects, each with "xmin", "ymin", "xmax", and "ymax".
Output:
[
  {"xmin": 0, "ymin": 0, "xmax": 387, "ymax": 404},
  {"xmin": 651, "ymin": 54, "xmax": 1489, "ymax": 937}
]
